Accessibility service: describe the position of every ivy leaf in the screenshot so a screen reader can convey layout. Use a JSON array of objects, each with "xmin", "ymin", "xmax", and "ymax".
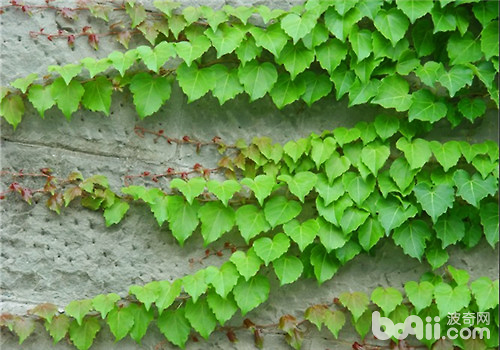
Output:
[
  {"xmin": 284, "ymin": 219, "xmax": 319, "ymax": 251},
  {"xmin": 176, "ymin": 62, "xmax": 215, "ymax": 102},
  {"xmin": 480, "ymin": 202, "xmax": 499, "ymax": 247},
  {"xmin": 223, "ymin": 5, "xmax": 254, "ymax": 25},
  {"xmin": 125, "ymin": 1, "xmax": 146, "ymax": 27},
  {"xmin": 280, "ymin": 12, "xmax": 316, "ymax": 44},
  {"xmin": 374, "ymin": 8, "xmax": 409, "ymax": 46},
  {"xmin": 108, "ymin": 50, "xmax": 137, "ymax": 77},
  {"xmin": 373, "ymin": 114, "xmax": 399, "ymax": 142},
  {"xmin": 50, "ymin": 77, "xmax": 84, "ymax": 120},
  {"xmin": 0, "ymin": 94, "xmax": 24, "ymax": 129},
  {"xmin": 155, "ymin": 280, "xmax": 182, "ymax": 315},
  {"xmin": 438, "ymin": 64, "xmax": 474, "ymax": 97},
  {"xmin": 91, "ymin": 293, "xmax": 120, "ymax": 319},
  {"xmin": 157, "ymin": 309, "xmax": 190, "ymax": 349},
  {"xmin": 253, "ymin": 233, "xmax": 290, "ymax": 265},
  {"xmin": 349, "ymin": 25, "xmax": 372, "ymax": 61},
  {"xmin": 348, "ymin": 79, "xmax": 380, "ymax": 107},
  {"xmin": 339, "ymin": 292, "xmax": 369, "ymax": 322},
  {"xmin": 257, "ymin": 5, "xmax": 285, "ymax": 24},
  {"xmin": 429, "ymin": 140, "xmax": 462, "ymax": 172},
  {"xmin": 233, "ymin": 275, "xmax": 270, "ymax": 316},
  {"xmin": 393, "ymin": 220, "xmax": 431, "ymax": 261},
  {"xmin": 335, "ymin": 239, "xmax": 362, "ymax": 265},
  {"xmin": 448, "ymin": 266, "xmax": 470, "ymax": 286},
  {"xmin": 344, "ymin": 174, "xmax": 375, "ymax": 206},
  {"xmin": 481, "ymin": 20, "xmax": 499, "ymax": 60},
  {"xmin": 372, "ymin": 75, "xmax": 411, "ymax": 112},
  {"xmin": 302, "ymin": 22, "xmax": 329, "ymax": 49},
  {"xmin": 300, "ymin": 71, "xmax": 333, "ymax": 106},
  {"xmin": 170, "ymin": 177, "xmax": 206, "ymax": 204},
  {"xmin": 29, "ymin": 303, "xmax": 58, "ymax": 323},
  {"xmin": 340, "ymin": 208, "xmax": 369, "ymax": 235},
  {"xmin": 416, "ymin": 61, "xmax": 445, "ymax": 87},
  {"xmin": 106, "ymin": 307, "xmax": 134, "ymax": 341},
  {"xmin": 278, "ymin": 171, "xmax": 317, "ymax": 202},
  {"xmin": 360, "ymin": 142, "xmax": 390, "ymax": 176},
  {"xmin": 396, "ymin": 138, "xmax": 432, "ymax": 169},
  {"xmin": 129, "ymin": 281, "xmax": 161, "ymax": 311},
  {"xmin": 11, "ymin": 73, "xmax": 38, "ymax": 93},
  {"xmin": 210, "ymin": 65, "xmax": 244, "ymax": 104},
  {"xmin": 426, "ymin": 243, "xmax": 449, "ymax": 270},
  {"xmin": 68, "ymin": 318, "xmax": 100, "ymax": 350},
  {"xmin": 238, "ymin": 61, "xmax": 278, "ymax": 101},
  {"xmin": 324, "ymin": 152, "xmax": 351, "ymax": 182},
  {"xmin": 358, "ymin": 216, "xmax": 385, "ymax": 251},
  {"xmin": 175, "ymin": 35, "xmax": 211, "ymax": 67},
  {"xmin": 235, "ymin": 36, "xmax": 262, "ymax": 66},
  {"xmin": 45, "ymin": 314, "xmax": 70, "ymax": 344},
  {"xmin": 472, "ymin": 1, "xmax": 499, "ymax": 27},
  {"xmin": 184, "ymin": 298, "xmax": 217, "ymax": 339},
  {"xmin": 103, "ymin": 200, "xmax": 129, "ymax": 227},
  {"xmin": 205, "ymin": 262, "xmax": 240, "ymax": 298},
  {"xmin": 264, "ymin": 196, "xmax": 301, "ymax": 228},
  {"xmin": 205, "ymin": 23, "xmax": 246, "ymax": 58},
  {"xmin": 315, "ymin": 174, "xmax": 344, "ymax": 206},
  {"xmin": 276, "ymin": 42, "xmax": 315, "ymax": 80},
  {"xmin": 136, "ymin": 42, "xmax": 175, "ymax": 73},
  {"xmin": 315, "ymin": 38, "xmax": 348, "ymax": 74},
  {"xmin": 198, "ymin": 202, "xmax": 235, "ymax": 246},
  {"xmin": 230, "ymin": 248, "xmax": 263, "ymax": 281},
  {"xmin": 270, "ymin": 73, "xmax": 306, "ymax": 109},
  {"xmin": 249, "ymin": 23, "xmax": 289, "ymax": 57},
  {"xmin": 129, "ymin": 73, "xmax": 171, "ymax": 118},
  {"xmin": 206, "ymin": 291, "xmax": 238, "ymax": 326},
  {"xmin": 235, "ymin": 205, "xmax": 270, "ymax": 243},
  {"xmin": 447, "ymin": 32, "xmax": 482, "ymax": 65},
  {"xmin": 81, "ymin": 76, "xmax": 112, "ymax": 115},
  {"xmin": 404, "ymin": 281, "xmax": 434, "ymax": 313},
  {"xmin": 389, "ymin": 158, "xmax": 417, "ymax": 192},
  {"xmin": 283, "ymin": 138, "xmax": 309, "ymax": 163},
  {"xmin": 396, "ymin": 0, "xmax": 433, "ymax": 23},
  {"xmin": 354, "ymin": 310, "xmax": 372, "ymax": 340},
  {"xmin": 371, "ymin": 287, "xmax": 403, "ymax": 314},
  {"xmin": 413, "ymin": 183, "xmax": 454, "ymax": 223},
  {"xmin": 241, "ymin": 175, "xmax": 275, "ymax": 206},
  {"xmin": 409, "ymin": 89, "xmax": 447, "ymax": 123},
  {"xmin": 430, "ymin": 5, "xmax": 456, "ymax": 33},
  {"xmin": 324, "ymin": 7, "xmax": 362, "ymax": 41},
  {"xmin": 81, "ymin": 57, "xmax": 111, "ymax": 78},
  {"xmin": 27, "ymin": 85, "xmax": 55, "ymax": 119},
  {"xmin": 304, "ymin": 304, "xmax": 328, "ymax": 330},
  {"xmin": 378, "ymin": 199, "xmax": 418, "ymax": 234},
  {"xmin": 273, "ymin": 255, "xmax": 303, "ymax": 286},
  {"xmin": 458, "ymin": 98, "xmax": 487, "ymax": 122},
  {"xmin": 207, "ymin": 179, "xmax": 241, "ymax": 206},
  {"xmin": 127, "ymin": 304, "xmax": 154, "ymax": 344},
  {"xmin": 434, "ymin": 283, "xmax": 471, "ymax": 318},
  {"xmin": 182, "ymin": 269, "xmax": 207, "ymax": 303},
  {"xmin": 310, "ymin": 137, "xmax": 337, "ymax": 169},
  {"xmin": 310, "ymin": 245, "xmax": 339, "ymax": 284},
  {"xmin": 168, "ymin": 15, "xmax": 187, "ymax": 39},
  {"xmin": 435, "ymin": 214, "xmax": 465, "ymax": 248},
  {"xmin": 13, "ymin": 317, "xmax": 35, "ymax": 344},
  {"xmin": 324, "ymin": 310, "xmax": 346, "ymax": 339},
  {"xmin": 200, "ymin": 6, "xmax": 228, "ymax": 31},
  {"xmin": 65, "ymin": 300, "xmax": 92, "ymax": 326},
  {"xmin": 331, "ymin": 64, "xmax": 356, "ymax": 99},
  {"xmin": 470, "ymin": 277, "xmax": 499, "ymax": 312},
  {"xmin": 167, "ymin": 196, "xmax": 199, "ymax": 246},
  {"xmin": 48, "ymin": 64, "xmax": 82, "ymax": 85},
  {"xmin": 453, "ymin": 170, "xmax": 497, "ymax": 207}
]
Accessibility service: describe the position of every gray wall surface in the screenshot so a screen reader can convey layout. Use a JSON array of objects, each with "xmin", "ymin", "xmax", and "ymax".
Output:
[{"xmin": 1, "ymin": 1, "xmax": 498, "ymax": 350}]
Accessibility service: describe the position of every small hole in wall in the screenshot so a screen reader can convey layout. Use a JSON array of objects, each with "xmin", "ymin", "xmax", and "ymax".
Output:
[
  {"xmin": 45, "ymin": 218, "xmax": 50, "ymax": 223},
  {"xmin": 74, "ymin": 219, "xmax": 78, "ymax": 225},
  {"xmin": 57, "ymin": 253, "xmax": 61, "ymax": 258},
  {"xmin": 98, "ymin": 128, "xmax": 102, "ymax": 133},
  {"xmin": 64, "ymin": 242, "xmax": 68, "ymax": 247},
  {"xmin": 92, "ymin": 238, "xmax": 95, "ymax": 244},
  {"xmin": 89, "ymin": 221, "xmax": 94, "ymax": 230},
  {"xmin": 86, "ymin": 255, "xmax": 90, "ymax": 261},
  {"xmin": 114, "ymin": 262, "xmax": 119, "ymax": 267},
  {"xmin": 17, "ymin": 36, "xmax": 21, "ymax": 42},
  {"xmin": 46, "ymin": 245, "xmax": 50, "ymax": 251},
  {"xmin": 68, "ymin": 257, "xmax": 73, "ymax": 263},
  {"xmin": 132, "ymin": 245, "xmax": 137, "ymax": 250},
  {"xmin": 102, "ymin": 251, "xmax": 107, "ymax": 257}
]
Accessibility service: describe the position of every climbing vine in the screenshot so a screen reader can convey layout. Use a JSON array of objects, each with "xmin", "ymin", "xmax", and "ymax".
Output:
[{"xmin": 0, "ymin": 0, "xmax": 499, "ymax": 349}]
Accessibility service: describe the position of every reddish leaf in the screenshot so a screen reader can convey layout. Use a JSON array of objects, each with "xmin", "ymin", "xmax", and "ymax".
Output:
[
  {"xmin": 88, "ymin": 34, "xmax": 99, "ymax": 50},
  {"xmin": 20, "ymin": 188, "xmax": 32, "ymax": 204},
  {"xmin": 226, "ymin": 329, "xmax": 237, "ymax": 342},
  {"xmin": 47, "ymin": 193, "xmax": 64, "ymax": 214},
  {"xmin": 63, "ymin": 187, "xmax": 82, "ymax": 206},
  {"xmin": 60, "ymin": 8, "xmax": 77, "ymax": 20},
  {"xmin": 0, "ymin": 313, "xmax": 15, "ymax": 330},
  {"xmin": 13, "ymin": 317, "xmax": 35, "ymax": 344},
  {"xmin": 304, "ymin": 304, "xmax": 328, "ymax": 330},
  {"xmin": 116, "ymin": 31, "xmax": 132, "ymax": 49},
  {"xmin": 285, "ymin": 328, "xmax": 304, "ymax": 350},
  {"xmin": 278, "ymin": 314, "xmax": 297, "ymax": 336},
  {"xmin": 28, "ymin": 303, "xmax": 58, "ymax": 323},
  {"xmin": 254, "ymin": 328, "xmax": 263, "ymax": 349}
]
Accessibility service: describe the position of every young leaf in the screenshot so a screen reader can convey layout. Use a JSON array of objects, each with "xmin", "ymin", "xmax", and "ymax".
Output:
[
  {"xmin": 103, "ymin": 200, "xmax": 129, "ymax": 227},
  {"xmin": 81, "ymin": 77, "xmax": 112, "ymax": 115},
  {"xmin": 433, "ymin": 283, "xmax": 471, "ymax": 318},
  {"xmin": 249, "ymin": 23, "xmax": 288, "ymax": 57},
  {"xmin": 235, "ymin": 36, "xmax": 262, "ymax": 66},
  {"xmin": 65, "ymin": 300, "xmax": 93, "ymax": 326},
  {"xmin": 323, "ymin": 310, "xmax": 346, "ymax": 339},
  {"xmin": 207, "ymin": 179, "xmax": 241, "ymax": 206},
  {"xmin": 470, "ymin": 277, "xmax": 499, "ymax": 312},
  {"xmin": 448, "ymin": 266, "xmax": 470, "ymax": 286},
  {"xmin": 263, "ymin": 196, "xmax": 302, "ymax": 228},
  {"xmin": 155, "ymin": 280, "xmax": 182, "ymax": 315},
  {"xmin": 184, "ymin": 298, "xmax": 217, "ymax": 339},
  {"xmin": 280, "ymin": 11, "xmax": 316, "ymax": 44},
  {"xmin": 157, "ymin": 309, "xmax": 190, "ymax": 349},
  {"xmin": 182, "ymin": 269, "xmax": 207, "ymax": 303},
  {"xmin": 358, "ymin": 216, "xmax": 384, "ymax": 251},
  {"xmin": 233, "ymin": 275, "xmax": 270, "ymax": 315},
  {"xmin": 129, "ymin": 281, "xmax": 161, "ymax": 311},
  {"xmin": 429, "ymin": 140, "xmax": 462, "ymax": 172},
  {"xmin": 373, "ymin": 8, "xmax": 409, "ymax": 46},
  {"xmin": 198, "ymin": 202, "xmax": 235, "ymax": 246},
  {"xmin": 310, "ymin": 245, "xmax": 339, "ymax": 284},
  {"xmin": 170, "ymin": 177, "xmax": 206, "ymax": 204},
  {"xmin": 360, "ymin": 141, "xmax": 390, "ymax": 176},
  {"xmin": 310, "ymin": 137, "xmax": 337, "ymax": 169},
  {"xmin": 167, "ymin": 196, "xmax": 199, "ymax": 246},
  {"xmin": 392, "ymin": 220, "xmax": 431, "ymax": 261},
  {"xmin": 129, "ymin": 73, "xmax": 171, "ymax": 118},
  {"xmin": 0, "ymin": 94, "xmax": 24, "ymax": 129},
  {"xmin": 278, "ymin": 171, "xmax": 317, "ymax": 202},
  {"xmin": 273, "ymin": 255, "xmax": 303, "ymax": 286},
  {"xmin": 435, "ymin": 214, "xmax": 465, "ymax": 248},
  {"xmin": 238, "ymin": 61, "xmax": 278, "ymax": 101},
  {"xmin": 284, "ymin": 219, "xmax": 319, "ymax": 252},
  {"xmin": 68, "ymin": 318, "xmax": 101, "ymax": 350},
  {"xmin": 126, "ymin": 304, "xmax": 153, "ymax": 344},
  {"xmin": 425, "ymin": 244, "xmax": 449, "ymax": 270},
  {"xmin": 81, "ymin": 57, "xmax": 111, "ymax": 78},
  {"xmin": 396, "ymin": 138, "xmax": 432, "ymax": 169},
  {"xmin": 48, "ymin": 64, "xmax": 82, "ymax": 85},
  {"xmin": 206, "ymin": 291, "xmax": 238, "ymax": 326},
  {"xmin": 205, "ymin": 262, "xmax": 239, "ymax": 298},
  {"xmin": 29, "ymin": 303, "xmax": 58, "ymax": 323},
  {"xmin": 229, "ymin": 248, "xmax": 263, "ymax": 281},
  {"xmin": 50, "ymin": 77, "xmax": 85, "ymax": 120},
  {"xmin": 11, "ymin": 73, "xmax": 38, "ymax": 93},
  {"xmin": 413, "ymin": 183, "xmax": 454, "ymax": 223},
  {"xmin": 371, "ymin": 287, "xmax": 403, "ymax": 314},
  {"xmin": 27, "ymin": 85, "xmax": 55, "ymax": 118},
  {"xmin": 315, "ymin": 174, "xmax": 344, "ymax": 206},
  {"xmin": 92, "ymin": 293, "xmax": 120, "ymax": 319},
  {"xmin": 205, "ymin": 23, "xmax": 246, "ymax": 58},
  {"xmin": 125, "ymin": 1, "xmax": 146, "ymax": 27},
  {"xmin": 324, "ymin": 7, "xmax": 362, "ymax": 41},
  {"xmin": 108, "ymin": 50, "xmax": 137, "ymax": 77},
  {"xmin": 324, "ymin": 152, "xmax": 351, "ymax": 182},
  {"xmin": 13, "ymin": 317, "xmax": 35, "ymax": 344},
  {"xmin": 235, "ymin": 205, "xmax": 271, "ymax": 243},
  {"xmin": 210, "ymin": 65, "xmax": 244, "ymax": 104},
  {"xmin": 339, "ymin": 292, "xmax": 369, "ymax": 322},
  {"xmin": 136, "ymin": 42, "xmax": 175, "ymax": 73},
  {"xmin": 106, "ymin": 307, "xmax": 134, "ymax": 341},
  {"xmin": 45, "ymin": 314, "xmax": 70, "ymax": 344},
  {"xmin": 404, "ymin": 281, "xmax": 434, "ymax": 313},
  {"xmin": 253, "ymin": 233, "xmax": 291, "ymax": 265}
]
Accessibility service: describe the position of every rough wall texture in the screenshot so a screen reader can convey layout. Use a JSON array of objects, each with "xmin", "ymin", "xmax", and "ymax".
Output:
[{"xmin": 0, "ymin": 1, "xmax": 498, "ymax": 350}]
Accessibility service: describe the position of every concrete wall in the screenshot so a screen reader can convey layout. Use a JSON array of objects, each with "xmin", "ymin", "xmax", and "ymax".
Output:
[{"xmin": 1, "ymin": 1, "xmax": 498, "ymax": 349}]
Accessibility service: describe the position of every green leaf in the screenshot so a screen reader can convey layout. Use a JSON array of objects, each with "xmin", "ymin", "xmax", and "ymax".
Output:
[
  {"xmin": 170, "ymin": 177, "xmax": 206, "ymax": 204},
  {"xmin": 430, "ymin": 5, "xmax": 456, "ymax": 33},
  {"xmin": 331, "ymin": 64, "xmax": 356, "ymax": 99},
  {"xmin": 233, "ymin": 275, "xmax": 270, "ymax": 315},
  {"xmin": 253, "ymin": 233, "xmax": 290, "ymax": 265},
  {"xmin": 324, "ymin": 152, "xmax": 351, "ymax": 182},
  {"xmin": 371, "ymin": 287, "xmax": 403, "ymax": 314},
  {"xmin": 45, "ymin": 314, "xmax": 70, "ymax": 344},
  {"xmin": 300, "ymin": 71, "xmax": 333, "ymax": 106},
  {"xmin": 106, "ymin": 307, "xmax": 134, "ymax": 341},
  {"xmin": 360, "ymin": 142, "xmax": 390, "ymax": 176},
  {"xmin": 278, "ymin": 171, "xmax": 317, "ymax": 202},
  {"xmin": 344, "ymin": 174, "xmax": 375, "ymax": 206},
  {"xmin": 184, "ymin": 298, "xmax": 217, "ymax": 339},
  {"xmin": 175, "ymin": 35, "xmax": 211, "ymax": 66},
  {"xmin": 68, "ymin": 318, "xmax": 100, "ymax": 350},
  {"xmin": 182, "ymin": 269, "xmax": 207, "ymax": 303},
  {"xmin": 200, "ymin": 6, "xmax": 228, "ymax": 31},
  {"xmin": 481, "ymin": 20, "xmax": 499, "ymax": 60},
  {"xmin": 273, "ymin": 255, "xmax": 304, "ymax": 286},
  {"xmin": 235, "ymin": 36, "xmax": 262, "ymax": 66},
  {"xmin": 396, "ymin": 138, "xmax": 432, "ymax": 169},
  {"xmin": 434, "ymin": 283, "xmax": 471, "ymax": 318},
  {"xmin": 349, "ymin": 25, "xmax": 372, "ymax": 61},
  {"xmin": 167, "ymin": 196, "xmax": 199, "ymax": 246},
  {"xmin": 396, "ymin": 0, "xmax": 433, "ymax": 23},
  {"xmin": 389, "ymin": 158, "xmax": 418, "ymax": 191},
  {"xmin": 13, "ymin": 317, "xmax": 35, "ymax": 344},
  {"xmin": 136, "ymin": 42, "xmax": 175, "ymax": 73},
  {"xmin": 157, "ymin": 309, "xmax": 190, "ymax": 349},
  {"xmin": 378, "ymin": 198, "xmax": 418, "ymax": 234},
  {"xmin": 404, "ymin": 281, "xmax": 434, "ymax": 313},
  {"xmin": 270, "ymin": 73, "xmax": 306, "ymax": 109},
  {"xmin": 50, "ymin": 77, "xmax": 85, "ymax": 120},
  {"xmin": 235, "ymin": 205, "xmax": 270, "ymax": 244},
  {"xmin": 472, "ymin": 1, "xmax": 499, "ymax": 27},
  {"xmin": 373, "ymin": 115, "xmax": 399, "ymax": 142},
  {"xmin": 438, "ymin": 64, "xmax": 474, "ymax": 97},
  {"xmin": 108, "ymin": 50, "xmax": 137, "ymax": 76},
  {"xmin": 412, "ymin": 18, "xmax": 435, "ymax": 56},
  {"xmin": 205, "ymin": 23, "xmax": 246, "ymax": 58},
  {"xmin": 238, "ymin": 61, "xmax": 278, "ymax": 101},
  {"xmin": 48, "ymin": 64, "xmax": 82, "ymax": 85},
  {"xmin": 0, "ymin": 94, "xmax": 24, "ymax": 129},
  {"xmin": 241, "ymin": 175, "xmax": 275, "ymax": 206},
  {"xmin": 125, "ymin": 1, "xmax": 146, "ymax": 27},
  {"xmin": 471, "ymin": 277, "xmax": 499, "ymax": 312},
  {"xmin": 129, "ymin": 73, "xmax": 171, "ymax": 118},
  {"xmin": 358, "ymin": 216, "xmax": 384, "ymax": 251},
  {"xmin": 129, "ymin": 281, "xmax": 161, "ymax": 311},
  {"xmin": 210, "ymin": 65, "xmax": 244, "ymax": 104},
  {"xmin": 304, "ymin": 304, "xmax": 329, "ymax": 330},
  {"xmin": 453, "ymin": 169, "xmax": 497, "ymax": 207},
  {"xmin": 223, "ymin": 5, "xmax": 254, "ymax": 25},
  {"xmin": 11, "ymin": 73, "xmax": 38, "ymax": 93},
  {"xmin": 103, "ymin": 200, "xmax": 129, "ymax": 227},
  {"xmin": 409, "ymin": 89, "xmax": 447, "ymax": 123},
  {"xmin": 29, "ymin": 303, "xmax": 58, "ymax": 324},
  {"xmin": 348, "ymin": 79, "xmax": 380, "ymax": 107},
  {"xmin": 480, "ymin": 202, "xmax": 499, "ymax": 247},
  {"xmin": 310, "ymin": 137, "xmax": 337, "ymax": 169},
  {"xmin": 302, "ymin": 22, "xmax": 329, "ymax": 49},
  {"xmin": 416, "ymin": 61, "xmax": 445, "ymax": 87},
  {"xmin": 448, "ymin": 265, "xmax": 470, "ymax": 285},
  {"xmin": 168, "ymin": 15, "xmax": 187, "ymax": 39},
  {"xmin": 324, "ymin": 310, "xmax": 346, "ymax": 339},
  {"xmin": 249, "ymin": 22, "xmax": 289, "ymax": 57},
  {"xmin": 435, "ymin": 214, "xmax": 465, "ymax": 248},
  {"xmin": 205, "ymin": 262, "xmax": 239, "ymax": 298},
  {"xmin": 284, "ymin": 219, "xmax": 319, "ymax": 252},
  {"xmin": 277, "ymin": 42, "xmax": 315, "ymax": 80},
  {"xmin": 81, "ymin": 77, "xmax": 112, "ymax": 115},
  {"xmin": 335, "ymin": 240, "xmax": 362, "ymax": 264},
  {"xmin": 207, "ymin": 179, "xmax": 241, "ymax": 206},
  {"xmin": 81, "ymin": 57, "xmax": 111, "ymax": 78},
  {"xmin": 374, "ymin": 8, "xmax": 409, "ymax": 45},
  {"xmin": 354, "ymin": 310, "xmax": 372, "ymax": 340},
  {"xmin": 339, "ymin": 292, "xmax": 369, "ymax": 322},
  {"xmin": 372, "ymin": 75, "xmax": 411, "ymax": 112},
  {"xmin": 316, "ymin": 218, "xmax": 346, "ymax": 253},
  {"xmin": 315, "ymin": 174, "xmax": 344, "ymax": 206},
  {"xmin": 155, "ymin": 280, "xmax": 182, "ymax": 315},
  {"xmin": 413, "ymin": 183, "xmax": 454, "ymax": 223},
  {"xmin": 310, "ymin": 245, "xmax": 340, "ymax": 284},
  {"xmin": 447, "ymin": 32, "xmax": 482, "ymax": 65},
  {"xmin": 340, "ymin": 208, "xmax": 369, "ymax": 235},
  {"xmin": 315, "ymin": 38, "xmax": 348, "ymax": 74},
  {"xmin": 429, "ymin": 140, "xmax": 462, "ymax": 172},
  {"xmin": 206, "ymin": 292, "xmax": 238, "ymax": 326},
  {"xmin": 264, "ymin": 196, "xmax": 301, "ymax": 228},
  {"xmin": 324, "ymin": 7, "xmax": 362, "ymax": 41},
  {"xmin": 92, "ymin": 293, "xmax": 120, "ymax": 319},
  {"xmin": 458, "ymin": 98, "xmax": 487, "ymax": 122},
  {"xmin": 65, "ymin": 300, "xmax": 92, "ymax": 326},
  {"xmin": 229, "ymin": 248, "xmax": 263, "ymax": 281},
  {"xmin": 426, "ymin": 244, "xmax": 449, "ymax": 270},
  {"xmin": 127, "ymin": 304, "xmax": 153, "ymax": 344},
  {"xmin": 393, "ymin": 220, "xmax": 431, "ymax": 261},
  {"xmin": 280, "ymin": 11, "xmax": 316, "ymax": 44},
  {"xmin": 176, "ymin": 62, "xmax": 215, "ymax": 102},
  {"xmin": 198, "ymin": 201, "xmax": 235, "ymax": 246},
  {"xmin": 257, "ymin": 5, "xmax": 285, "ymax": 24},
  {"xmin": 27, "ymin": 85, "xmax": 55, "ymax": 118}
]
